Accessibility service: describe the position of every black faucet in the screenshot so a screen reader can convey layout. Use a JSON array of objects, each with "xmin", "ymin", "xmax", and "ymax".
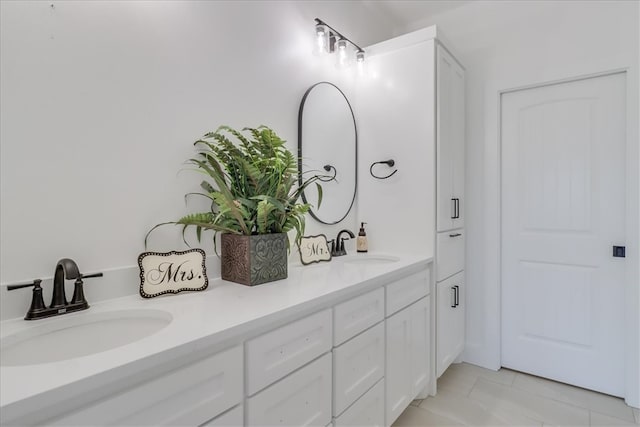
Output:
[
  {"xmin": 7, "ymin": 258, "xmax": 103, "ymax": 320},
  {"xmin": 51, "ymin": 258, "xmax": 80, "ymax": 309},
  {"xmin": 332, "ymin": 229, "xmax": 355, "ymax": 257}
]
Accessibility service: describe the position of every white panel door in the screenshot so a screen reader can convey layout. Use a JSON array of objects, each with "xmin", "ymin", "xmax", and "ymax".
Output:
[{"xmin": 501, "ymin": 72, "xmax": 626, "ymax": 396}]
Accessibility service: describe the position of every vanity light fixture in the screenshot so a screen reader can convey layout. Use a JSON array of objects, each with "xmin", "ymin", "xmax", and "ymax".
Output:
[
  {"xmin": 315, "ymin": 23, "xmax": 328, "ymax": 55},
  {"xmin": 314, "ymin": 18, "xmax": 365, "ymax": 69}
]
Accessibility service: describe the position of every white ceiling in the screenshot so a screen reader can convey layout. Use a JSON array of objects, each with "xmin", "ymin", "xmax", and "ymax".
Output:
[{"xmin": 362, "ymin": 0, "xmax": 471, "ymax": 31}]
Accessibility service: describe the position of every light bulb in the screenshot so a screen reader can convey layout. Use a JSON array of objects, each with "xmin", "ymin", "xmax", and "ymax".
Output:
[
  {"xmin": 337, "ymin": 39, "xmax": 348, "ymax": 68},
  {"xmin": 356, "ymin": 51, "xmax": 365, "ymax": 76},
  {"xmin": 315, "ymin": 24, "xmax": 327, "ymax": 55}
]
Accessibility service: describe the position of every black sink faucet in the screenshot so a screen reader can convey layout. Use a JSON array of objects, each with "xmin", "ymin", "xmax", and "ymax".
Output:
[
  {"xmin": 7, "ymin": 258, "xmax": 103, "ymax": 320},
  {"xmin": 51, "ymin": 258, "xmax": 80, "ymax": 309},
  {"xmin": 333, "ymin": 229, "xmax": 355, "ymax": 257}
]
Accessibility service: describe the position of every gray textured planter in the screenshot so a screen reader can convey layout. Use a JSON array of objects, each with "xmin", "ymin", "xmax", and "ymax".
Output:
[{"xmin": 220, "ymin": 233, "xmax": 288, "ymax": 286}]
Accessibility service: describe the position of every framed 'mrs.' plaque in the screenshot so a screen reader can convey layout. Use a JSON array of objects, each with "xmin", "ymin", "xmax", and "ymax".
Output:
[{"xmin": 138, "ymin": 248, "xmax": 208, "ymax": 298}]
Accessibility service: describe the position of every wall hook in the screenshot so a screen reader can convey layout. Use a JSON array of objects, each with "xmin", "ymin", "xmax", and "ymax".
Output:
[
  {"xmin": 370, "ymin": 159, "xmax": 397, "ymax": 179},
  {"xmin": 317, "ymin": 164, "xmax": 337, "ymax": 182}
]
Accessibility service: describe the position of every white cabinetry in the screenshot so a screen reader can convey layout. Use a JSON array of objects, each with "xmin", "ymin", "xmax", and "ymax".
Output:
[
  {"xmin": 246, "ymin": 309, "xmax": 332, "ymax": 395},
  {"xmin": 435, "ymin": 42, "xmax": 466, "ymax": 379},
  {"xmin": 355, "ymin": 24, "xmax": 465, "ymax": 392},
  {"xmin": 12, "ymin": 263, "xmax": 433, "ymax": 427},
  {"xmin": 49, "ymin": 345, "xmax": 243, "ymax": 426},
  {"xmin": 333, "ymin": 322, "xmax": 385, "ymax": 415},
  {"xmin": 436, "ymin": 44, "xmax": 465, "ymax": 232},
  {"xmin": 436, "ymin": 272, "xmax": 465, "ymax": 377},
  {"xmin": 333, "ymin": 287, "xmax": 385, "ymax": 346},
  {"xmin": 385, "ymin": 296, "xmax": 430, "ymax": 427}
]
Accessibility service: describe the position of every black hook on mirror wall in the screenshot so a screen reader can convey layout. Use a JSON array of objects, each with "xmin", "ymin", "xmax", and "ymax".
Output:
[
  {"xmin": 316, "ymin": 164, "xmax": 337, "ymax": 182},
  {"xmin": 370, "ymin": 159, "xmax": 397, "ymax": 179}
]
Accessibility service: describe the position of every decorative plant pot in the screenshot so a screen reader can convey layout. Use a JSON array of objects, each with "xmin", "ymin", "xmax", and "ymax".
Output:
[{"xmin": 221, "ymin": 233, "xmax": 288, "ymax": 286}]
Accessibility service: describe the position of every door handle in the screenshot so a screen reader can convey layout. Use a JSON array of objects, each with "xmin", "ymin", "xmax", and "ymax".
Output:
[
  {"xmin": 453, "ymin": 285, "xmax": 459, "ymax": 307},
  {"xmin": 451, "ymin": 198, "xmax": 456, "ymax": 219},
  {"xmin": 451, "ymin": 198, "xmax": 460, "ymax": 219},
  {"xmin": 613, "ymin": 246, "xmax": 625, "ymax": 258},
  {"xmin": 449, "ymin": 233, "xmax": 462, "ymax": 238},
  {"xmin": 451, "ymin": 286, "xmax": 456, "ymax": 308}
]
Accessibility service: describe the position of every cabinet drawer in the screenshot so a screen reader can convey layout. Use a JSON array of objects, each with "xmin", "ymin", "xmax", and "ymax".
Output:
[
  {"xmin": 385, "ymin": 270, "xmax": 430, "ymax": 316},
  {"xmin": 436, "ymin": 230, "xmax": 464, "ymax": 281},
  {"xmin": 333, "ymin": 287, "xmax": 384, "ymax": 346},
  {"xmin": 246, "ymin": 309, "xmax": 332, "ymax": 395},
  {"xmin": 334, "ymin": 379, "xmax": 384, "ymax": 427},
  {"xmin": 50, "ymin": 345, "xmax": 243, "ymax": 426},
  {"xmin": 333, "ymin": 322, "xmax": 385, "ymax": 416},
  {"xmin": 246, "ymin": 353, "xmax": 332, "ymax": 427},
  {"xmin": 202, "ymin": 405, "xmax": 243, "ymax": 427}
]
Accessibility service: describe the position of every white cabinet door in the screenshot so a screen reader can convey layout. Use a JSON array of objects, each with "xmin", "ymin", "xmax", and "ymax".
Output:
[
  {"xmin": 436, "ymin": 230, "xmax": 465, "ymax": 282},
  {"xmin": 436, "ymin": 44, "xmax": 465, "ymax": 232},
  {"xmin": 246, "ymin": 353, "xmax": 332, "ymax": 427},
  {"xmin": 410, "ymin": 296, "xmax": 430, "ymax": 397},
  {"xmin": 333, "ymin": 322, "xmax": 385, "ymax": 416},
  {"xmin": 436, "ymin": 272, "xmax": 465, "ymax": 377},
  {"xmin": 385, "ymin": 297, "xmax": 430, "ymax": 427}
]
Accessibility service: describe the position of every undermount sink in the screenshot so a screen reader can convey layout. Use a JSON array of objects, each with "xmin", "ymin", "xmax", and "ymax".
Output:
[
  {"xmin": 342, "ymin": 255, "xmax": 400, "ymax": 265},
  {"xmin": 1, "ymin": 309, "xmax": 172, "ymax": 367}
]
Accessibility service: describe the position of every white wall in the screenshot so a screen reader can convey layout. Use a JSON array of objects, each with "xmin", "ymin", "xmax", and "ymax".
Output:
[
  {"xmin": 354, "ymin": 34, "xmax": 437, "ymax": 257},
  {"xmin": 402, "ymin": 0, "xmax": 639, "ymax": 406},
  {"xmin": 0, "ymin": 1, "xmax": 396, "ymax": 318}
]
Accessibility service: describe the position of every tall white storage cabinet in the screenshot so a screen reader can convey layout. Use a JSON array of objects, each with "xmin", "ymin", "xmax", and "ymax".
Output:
[
  {"xmin": 435, "ymin": 44, "xmax": 466, "ymax": 378},
  {"xmin": 356, "ymin": 26, "xmax": 465, "ymax": 389}
]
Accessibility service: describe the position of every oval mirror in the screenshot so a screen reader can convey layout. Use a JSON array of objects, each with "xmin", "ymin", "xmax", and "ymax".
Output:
[{"xmin": 298, "ymin": 82, "xmax": 357, "ymax": 225}]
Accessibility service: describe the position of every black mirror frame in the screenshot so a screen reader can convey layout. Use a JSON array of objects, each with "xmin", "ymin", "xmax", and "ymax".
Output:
[{"xmin": 297, "ymin": 81, "xmax": 358, "ymax": 225}]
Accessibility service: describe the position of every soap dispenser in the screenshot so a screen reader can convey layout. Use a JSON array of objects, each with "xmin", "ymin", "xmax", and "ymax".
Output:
[{"xmin": 357, "ymin": 222, "xmax": 368, "ymax": 253}]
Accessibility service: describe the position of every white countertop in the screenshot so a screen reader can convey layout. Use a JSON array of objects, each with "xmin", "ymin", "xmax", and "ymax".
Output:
[{"xmin": 0, "ymin": 253, "xmax": 431, "ymax": 422}]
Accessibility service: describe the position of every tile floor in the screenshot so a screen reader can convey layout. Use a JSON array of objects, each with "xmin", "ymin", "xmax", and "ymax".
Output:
[{"xmin": 393, "ymin": 363, "xmax": 640, "ymax": 427}]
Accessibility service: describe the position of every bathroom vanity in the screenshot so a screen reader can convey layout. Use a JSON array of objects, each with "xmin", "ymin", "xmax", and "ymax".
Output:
[{"xmin": 0, "ymin": 254, "xmax": 432, "ymax": 427}]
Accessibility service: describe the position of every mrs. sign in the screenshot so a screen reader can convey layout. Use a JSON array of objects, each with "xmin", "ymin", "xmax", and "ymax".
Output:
[{"xmin": 138, "ymin": 249, "xmax": 208, "ymax": 298}]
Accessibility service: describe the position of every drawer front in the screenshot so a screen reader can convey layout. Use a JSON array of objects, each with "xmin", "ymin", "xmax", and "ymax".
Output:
[
  {"xmin": 436, "ymin": 230, "xmax": 464, "ymax": 281},
  {"xmin": 333, "ymin": 287, "xmax": 385, "ymax": 346},
  {"xmin": 246, "ymin": 353, "xmax": 332, "ymax": 427},
  {"xmin": 334, "ymin": 379, "xmax": 384, "ymax": 427},
  {"xmin": 202, "ymin": 405, "xmax": 243, "ymax": 427},
  {"xmin": 50, "ymin": 346, "xmax": 243, "ymax": 426},
  {"xmin": 246, "ymin": 309, "xmax": 332, "ymax": 395},
  {"xmin": 385, "ymin": 270, "xmax": 430, "ymax": 317},
  {"xmin": 333, "ymin": 322, "xmax": 385, "ymax": 416}
]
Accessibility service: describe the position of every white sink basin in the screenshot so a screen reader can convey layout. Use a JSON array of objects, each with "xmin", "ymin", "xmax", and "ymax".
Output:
[
  {"xmin": 342, "ymin": 255, "xmax": 400, "ymax": 265},
  {"xmin": 1, "ymin": 309, "xmax": 172, "ymax": 366}
]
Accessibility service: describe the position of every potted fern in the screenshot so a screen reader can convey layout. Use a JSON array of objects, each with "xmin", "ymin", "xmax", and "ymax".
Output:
[{"xmin": 147, "ymin": 125, "xmax": 324, "ymax": 286}]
